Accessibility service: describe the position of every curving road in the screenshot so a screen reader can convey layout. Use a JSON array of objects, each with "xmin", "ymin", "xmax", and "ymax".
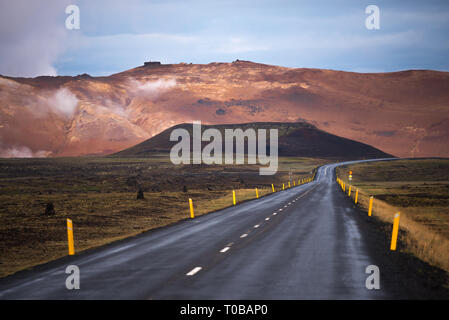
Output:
[{"xmin": 0, "ymin": 159, "xmax": 433, "ymax": 299}]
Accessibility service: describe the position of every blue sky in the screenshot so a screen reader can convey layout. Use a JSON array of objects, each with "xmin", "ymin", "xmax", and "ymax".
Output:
[{"xmin": 1, "ymin": 0, "xmax": 449, "ymax": 77}]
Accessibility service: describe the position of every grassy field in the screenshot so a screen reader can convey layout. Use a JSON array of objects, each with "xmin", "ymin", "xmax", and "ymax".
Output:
[
  {"xmin": 336, "ymin": 159, "xmax": 449, "ymax": 274},
  {"xmin": 0, "ymin": 155, "xmax": 327, "ymax": 278}
]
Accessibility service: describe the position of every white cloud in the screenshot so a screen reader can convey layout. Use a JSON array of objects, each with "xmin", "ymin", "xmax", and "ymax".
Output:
[
  {"xmin": 47, "ymin": 87, "xmax": 79, "ymax": 118},
  {"xmin": 213, "ymin": 37, "xmax": 270, "ymax": 54},
  {"xmin": 0, "ymin": 0, "xmax": 73, "ymax": 77},
  {"xmin": 96, "ymin": 99, "xmax": 128, "ymax": 118},
  {"xmin": 22, "ymin": 87, "xmax": 79, "ymax": 119},
  {"xmin": 273, "ymin": 30, "xmax": 422, "ymax": 52},
  {"xmin": 77, "ymin": 32, "xmax": 198, "ymax": 49},
  {"xmin": 129, "ymin": 78, "xmax": 177, "ymax": 98},
  {"xmin": 0, "ymin": 146, "xmax": 50, "ymax": 158}
]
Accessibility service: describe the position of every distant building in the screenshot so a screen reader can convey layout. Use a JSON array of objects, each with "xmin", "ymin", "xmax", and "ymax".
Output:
[{"xmin": 143, "ymin": 61, "xmax": 161, "ymax": 67}]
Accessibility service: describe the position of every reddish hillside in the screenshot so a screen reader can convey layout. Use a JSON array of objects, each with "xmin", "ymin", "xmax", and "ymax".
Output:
[{"xmin": 0, "ymin": 60, "xmax": 448, "ymax": 158}]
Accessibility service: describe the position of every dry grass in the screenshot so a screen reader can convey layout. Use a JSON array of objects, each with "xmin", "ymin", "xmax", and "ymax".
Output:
[
  {"xmin": 0, "ymin": 187, "xmax": 272, "ymax": 278},
  {"xmin": 352, "ymin": 188, "xmax": 449, "ymax": 273},
  {"xmin": 0, "ymin": 156, "xmax": 324, "ymax": 278},
  {"xmin": 336, "ymin": 159, "xmax": 449, "ymax": 274}
]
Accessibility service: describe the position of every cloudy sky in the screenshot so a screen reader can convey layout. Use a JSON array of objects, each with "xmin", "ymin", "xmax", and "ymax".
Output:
[{"xmin": 1, "ymin": 0, "xmax": 449, "ymax": 77}]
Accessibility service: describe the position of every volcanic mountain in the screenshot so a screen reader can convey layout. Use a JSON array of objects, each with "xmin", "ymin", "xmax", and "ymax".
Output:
[
  {"xmin": 114, "ymin": 121, "xmax": 393, "ymax": 159},
  {"xmin": 1, "ymin": 60, "xmax": 448, "ymax": 158}
]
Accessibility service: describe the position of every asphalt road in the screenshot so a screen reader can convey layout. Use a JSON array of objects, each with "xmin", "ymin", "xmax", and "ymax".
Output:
[{"xmin": 0, "ymin": 159, "xmax": 445, "ymax": 299}]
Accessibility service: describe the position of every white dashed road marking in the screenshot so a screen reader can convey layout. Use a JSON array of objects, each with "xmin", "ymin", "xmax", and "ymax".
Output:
[
  {"xmin": 265, "ymin": 217, "xmax": 270, "ymax": 221},
  {"xmin": 254, "ymin": 224, "xmax": 260, "ymax": 228},
  {"xmin": 220, "ymin": 247, "xmax": 230, "ymax": 253},
  {"xmin": 240, "ymin": 233, "xmax": 248, "ymax": 238},
  {"xmin": 186, "ymin": 267, "xmax": 202, "ymax": 276}
]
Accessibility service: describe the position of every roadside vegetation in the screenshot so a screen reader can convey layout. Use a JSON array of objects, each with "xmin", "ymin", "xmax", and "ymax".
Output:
[
  {"xmin": 0, "ymin": 155, "xmax": 327, "ymax": 278},
  {"xmin": 337, "ymin": 159, "xmax": 449, "ymax": 276}
]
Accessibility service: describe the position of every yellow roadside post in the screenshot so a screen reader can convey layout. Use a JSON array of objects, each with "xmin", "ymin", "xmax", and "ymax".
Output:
[
  {"xmin": 343, "ymin": 182, "xmax": 345, "ymax": 192},
  {"xmin": 189, "ymin": 198, "xmax": 195, "ymax": 219},
  {"xmin": 288, "ymin": 181, "xmax": 291, "ymax": 188},
  {"xmin": 368, "ymin": 196, "xmax": 374, "ymax": 216},
  {"xmin": 233, "ymin": 190, "xmax": 236, "ymax": 205},
  {"xmin": 283, "ymin": 183, "xmax": 285, "ymax": 190},
  {"xmin": 272, "ymin": 184, "xmax": 275, "ymax": 192},
  {"xmin": 66, "ymin": 218, "xmax": 75, "ymax": 256},
  {"xmin": 255, "ymin": 188, "xmax": 259, "ymax": 199},
  {"xmin": 355, "ymin": 189, "xmax": 359, "ymax": 204},
  {"xmin": 348, "ymin": 185, "xmax": 351, "ymax": 197},
  {"xmin": 293, "ymin": 180, "xmax": 296, "ymax": 187},
  {"xmin": 390, "ymin": 212, "xmax": 401, "ymax": 251}
]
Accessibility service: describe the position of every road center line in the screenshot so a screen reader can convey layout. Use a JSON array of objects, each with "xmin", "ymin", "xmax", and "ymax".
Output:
[
  {"xmin": 240, "ymin": 233, "xmax": 248, "ymax": 238},
  {"xmin": 186, "ymin": 267, "xmax": 202, "ymax": 276},
  {"xmin": 254, "ymin": 224, "xmax": 260, "ymax": 228},
  {"xmin": 265, "ymin": 217, "xmax": 270, "ymax": 221},
  {"xmin": 220, "ymin": 247, "xmax": 230, "ymax": 253}
]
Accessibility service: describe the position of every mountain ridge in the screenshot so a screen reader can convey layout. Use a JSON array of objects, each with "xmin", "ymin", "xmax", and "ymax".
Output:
[{"xmin": 1, "ymin": 60, "xmax": 448, "ymax": 158}]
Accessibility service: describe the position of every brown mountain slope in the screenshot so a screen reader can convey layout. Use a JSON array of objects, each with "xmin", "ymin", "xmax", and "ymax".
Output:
[
  {"xmin": 113, "ymin": 121, "xmax": 393, "ymax": 159},
  {"xmin": 0, "ymin": 60, "xmax": 448, "ymax": 158}
]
